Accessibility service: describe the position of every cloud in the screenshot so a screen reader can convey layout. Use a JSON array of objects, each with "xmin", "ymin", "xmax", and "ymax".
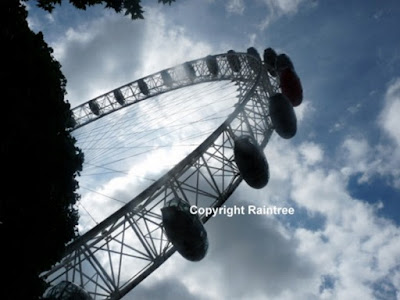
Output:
[
  {"xmin": 225, "ymin": 0, "xmax": 245, "ymax": 15},
  {"xmin": 259, "ymin": 0, "xmax": 309, "ymax": 30},
  {"xmin": 264, "ymin": 138, "xmax": 400, "ymax": 299},
  {"xmin": 380, "ymin": 78, "xmax": 400, "ymax": 148},
  {"xmin": 113, "ymin": 107, "xmax": 400, "ymax": 300},
  {"xmin": 124, "ymin": 134, "xmax": 400, "ymax": 300},
  {"xmin": 129, "ymin": 278, "xmax": 204, "ymax": 300},
  {"xmin": 299, "ymin": 141, "xmax": 324, "ymax": 166},
  {"xmin": 335, "ymin": 78, "xmax": 400, "ymax": 189},
  {"xmin": 51, "ymin": 7, "xmax": 213, "ymax": 106},
  {"xmin": 339, "ymin": 137, "xmax": 372, "ymax": 181},
  {"xmin": 205, "ymin": 208, "xmax": 316, "ymax": 299},
  {"xmin": 45, "ymin": 6, "xmax": 400, "ymax": 298},
  {"xmin": 70, "ymin": 77, "xmax": 400, "ymax": 300}
]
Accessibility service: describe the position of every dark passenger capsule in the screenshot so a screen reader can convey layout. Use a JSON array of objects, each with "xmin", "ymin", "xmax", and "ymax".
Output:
[
  {"xmin": 162, "ymin": 198, "xmax": 208, "ymax": 262},
  {"xmin": 234, "ymin": 135, "xmax": 269, "ymax": 189},
  {"xmin": 269, "ymin": 93, "xmax": 297, "ymax": 139},
  {"xmin": 279, "ymin": 69, "xmax": 303, "ymax": 107},
  {"xmin": 44, "ymin": 281, "xmax": 92, "ymax": 300},
  {"xmin": 247, "ymin": 47, "xmax": 261, "ymax": 72},
  {"xmin": 113, "ymin": 89, "xmax": 125, "ymax": 105},
  {"xmin": 183, "ymin": 62, "xmax": 196, "ymax": 81},
  {"xmin": 205, "ymin": 55, "xmax": 219, "ymax": 76},
  {"xmin": 88, "ymin": 100, "xmax": 100, "ymax": 116},
  {"xmin": 227, "ymin": 50, "xmax": 241, "ymax": 73},
  {"xmin": 137, "ymin": 79, "xmax": 150, "ymax": 96},
  {"xmin": 161, "ymin": 70, "xmax": 173, "ymax": 88},
  {"xmin": 263, "ymin": 48, "xmax": 278, "ymax": 77}
]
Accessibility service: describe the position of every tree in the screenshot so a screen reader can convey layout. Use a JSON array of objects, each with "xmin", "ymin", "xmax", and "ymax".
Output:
[
  {"xmin": 1, "ymin": 0, "xmax": 178, "ymax": 299},
  {"xmin": 32, "ymin": 0, "xmax": 176, "ymax": 19},
  {"xmin": 1, "ymin": 1, "xmax": 83, "ymax": 299}
]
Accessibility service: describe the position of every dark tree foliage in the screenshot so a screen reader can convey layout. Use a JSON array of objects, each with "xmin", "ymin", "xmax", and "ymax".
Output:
[
  {"xmin": 33, "ymin": 0, "xmax": 176, "ymax": 19},
  {"xmin": 0, "ymin": 0, "xmax": 178, "ymax": 298},
  {"xmin": 1, "ymin": 1, "xmax": 83, "ymax": 299}
]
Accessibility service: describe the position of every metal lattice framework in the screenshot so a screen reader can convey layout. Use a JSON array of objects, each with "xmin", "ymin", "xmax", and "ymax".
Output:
[{"xmin": 42, "ymin": 52, "xmax": 280, "ymax": 299}]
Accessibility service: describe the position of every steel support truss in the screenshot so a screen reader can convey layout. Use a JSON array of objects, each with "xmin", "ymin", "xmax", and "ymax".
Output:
[{"xmin": 42, "ymin": 52, "xmax": 280, "ymax": 299}]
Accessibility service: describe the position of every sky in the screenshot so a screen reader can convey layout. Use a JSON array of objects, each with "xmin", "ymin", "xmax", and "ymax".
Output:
[{"xmin": 26, "ymin": 0, "xmax": 400, "ymax": 299}]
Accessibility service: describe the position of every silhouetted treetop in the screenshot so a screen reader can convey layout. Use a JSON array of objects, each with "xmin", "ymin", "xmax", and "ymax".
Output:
[
  {"xmin": 31, "ymin": 0, "xmax": 176, "ymax": 19},
  {"xmin": 1, "ymin": 1, "xmax": 83, "ymax": 298}
]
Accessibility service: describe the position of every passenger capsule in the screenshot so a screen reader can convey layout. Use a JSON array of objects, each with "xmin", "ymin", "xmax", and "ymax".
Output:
[
  {"xmin": 205, "ymin": 55, "xmax": 219, "ymax": 76},
  {"xmin": 113, "ymin": 89, "xmax": 125, "ymax": 105},
  {"xmin": 269, "ymin": 93, "xmax": 297, "ymax": 139},
  {"xmin": 276, "ymin": 53, "xmax": 295, "ymax": 73},
  {"xmin": 263, "ymin": 48, "xmax": 277, "ymax": 77},
  {"xmin": 234, "ymin": 135, "xmax": 269, "ymax": 189},
  {"xmin": 44, "ymin": 281, "xmax": 92, "ymax": 300},
  {"xmin": 247, "ymin": 47, "xmax": 261, "ymax": 73},
  {"xmin": 161, "ymin": 70, "xmax": 173, "ymax": 88},
  {"xmin": 162, "ymin": 198, "xmax": 208, "ymax": 261},
  {"xmin": 227, "ymin": 50, "xmax": 241, "ymax": 73},
  {"xmin": 279, "ymin": 68, "xmax": 303, "ymax": 106},
  {"xmin": 88, "ymin": 100, "xmax": 100, "ymax": 116},
  {"xmin": 183, "ymin": 62, "xmax": 196, "ymax": 81},
  {"xmin": 137, "ymin": 79, "xmax": 150, "ymax": 96}
]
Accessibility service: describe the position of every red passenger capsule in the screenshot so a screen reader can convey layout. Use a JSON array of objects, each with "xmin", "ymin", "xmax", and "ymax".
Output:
[
  {"xmin": 276, "ymin": 53, "xmax": 294, "ymax": 73},
  {"xmin": 279, "ymin": 68, "xmax": 303, "ymax": 107}
]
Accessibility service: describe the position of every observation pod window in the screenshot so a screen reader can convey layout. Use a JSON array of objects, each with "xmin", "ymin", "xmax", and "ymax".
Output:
[
  {"xmin": 88, "ymin": 100, "xmax": 100, "ymax": 116},
  {"xmin": 165, "ymin": 197, "xmax": 191, "ymax": 213},
  {"xmin": 183, "ymin": 62, "xmax": 196, "ymax": 81},
  {"xmin": 161, "ymin": 70, "xmax": 173, "ymax": 88},
  {"xmin": 205, "ymin": 55, "xmax": 219, "ymax": 76},
  {"xmin": 44, "ymin": 281, "xmax": 92, "ymax": 300},
  {"xmin": 137, "ymin": 79, "xmax": 150, "ymax": 96},
  {"xmin": 227, "ymin": 50, "xmax": 241, "ymax": 73},
  {"xmin": 113, "ymin": 89, "xmax": 125, "ymax": 105},
  {"xmin": 236, "ymin": 134, "xmax": 256, "ymax": 146}
]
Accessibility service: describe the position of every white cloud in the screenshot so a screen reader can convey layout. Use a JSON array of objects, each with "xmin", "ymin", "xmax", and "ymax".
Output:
[
  {"xmin": 127, "ymin": 135, "xmax": 400, "ymax": 300},
  {"xmin": 137, "ymin": 10, "xmax": 212, "ymax": 76},
  {"xmin": 46, "ymin": 6, "xmax": 400, "ymax": 298},
  {"xmin": 339, "ymin": 137, "xmax": 372, "ymax": 182},
  {"xmin": 380, "ymin": 78, "xmax": 400, "ymax": 148},
  {"xmin": 331, "ymin": 78, "xmax": 400, "ymax": 189},
  {"xmin": 259, "ymin": 0, "xmax": 308, "ymax": 30},
  {"xmin": 295, "ymin": 99, "xmax": 314, "ymax": 122},
  {"xmin": 71, "ymin": 76, "xmax": 400, "ymax": 300},
  {"xmin": 25, "ymin": 2, "xmax": 57, "ymax": 33},
  {"xmin": 51, "ymin": 7, "xmax": 213, "ymax": 106},
  {"xmin": 299, "ymin": 141, "xmax": 323, "ymax": 166},
  {"xmin": 225, "ymin": 0, "xmax": 245, "ymax": 15}
]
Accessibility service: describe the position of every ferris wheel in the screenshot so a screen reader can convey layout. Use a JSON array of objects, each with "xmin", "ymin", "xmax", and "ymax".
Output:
[{"xmin": 42, "ymin": 48, "xmax": 303, "ymax": 300}]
